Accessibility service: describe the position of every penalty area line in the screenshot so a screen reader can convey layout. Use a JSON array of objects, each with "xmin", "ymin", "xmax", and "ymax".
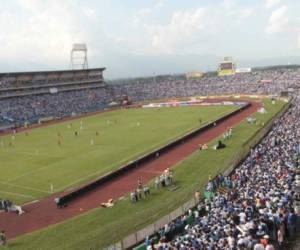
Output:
[
  {"xmin": 0, "ymin": 181, "xmax": 51, "ymax": 194},
  {"xmin": 0, "ymin": 190, "xmax": 36, "ymax": 199}
]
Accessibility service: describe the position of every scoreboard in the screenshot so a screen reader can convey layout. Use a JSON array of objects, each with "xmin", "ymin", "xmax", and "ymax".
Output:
[{"xmin": 218, "ymin": 57, "xmax": 235, "ymax": 76}]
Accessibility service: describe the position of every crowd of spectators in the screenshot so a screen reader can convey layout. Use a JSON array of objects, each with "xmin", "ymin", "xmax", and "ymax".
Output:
[
  {"xmin": 0, "ymin": 67, "xmax": 300, "ymax": 126},
  {"xmin": 0, "ymin": 87, "xmax": 113, "ymax": 124},
  {"xmin": 112, "ymin": 68, "xmax": 300, "ymax": 101},
  {"xmin": 145, "ymin": 95, "xmax": 300, "ymax": 250}
]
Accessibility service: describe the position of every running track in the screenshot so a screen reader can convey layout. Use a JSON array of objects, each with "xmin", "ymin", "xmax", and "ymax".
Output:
[{"xmin": 0, "ymin": 101, "xmax": 260, "ymax": 239}]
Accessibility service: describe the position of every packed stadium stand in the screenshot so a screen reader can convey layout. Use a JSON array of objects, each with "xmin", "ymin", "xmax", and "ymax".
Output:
[
  {"xmin": 1, "ymin": 67, "xmax": 300, "ymax": 129},
  {"xmin": 1, "ymin": 66, "xmax": 300, "ymax": 128}
]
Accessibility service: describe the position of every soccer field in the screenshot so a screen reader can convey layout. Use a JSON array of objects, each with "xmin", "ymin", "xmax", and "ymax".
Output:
[
  {"xmin": 2, "ymin": 99, "xmax": 287, "ymax": 250},
  {"xmin": 0, "ymin": 105, "xmax": 237, "ymax": 204}
]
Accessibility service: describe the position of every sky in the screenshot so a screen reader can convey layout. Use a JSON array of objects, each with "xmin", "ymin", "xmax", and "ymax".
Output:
[{"xmin": 0, "ymin": 0, "xmax": 300, "ymax": 78}]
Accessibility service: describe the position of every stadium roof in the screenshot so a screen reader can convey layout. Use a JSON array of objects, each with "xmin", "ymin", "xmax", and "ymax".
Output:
[{"xmin": 0, "ymin": 67, "xmax": 106, "ymax": 77}]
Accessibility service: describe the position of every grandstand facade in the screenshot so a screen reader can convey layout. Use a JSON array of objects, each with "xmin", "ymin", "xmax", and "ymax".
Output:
[{"xmin": 0, "ymin": 68, "xmax": 105, "ymax": 99}]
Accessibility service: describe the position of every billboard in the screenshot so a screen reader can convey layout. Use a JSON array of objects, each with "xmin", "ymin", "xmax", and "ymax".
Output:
[
  {"xmin": 186, "ymin": 71, "xmax": 203, "ymax": 79},
  {"xmin": 236, "ymin": 68, "xmax": 252, "ymax": 73}
]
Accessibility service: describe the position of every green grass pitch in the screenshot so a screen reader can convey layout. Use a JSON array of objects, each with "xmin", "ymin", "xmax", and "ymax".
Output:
[{"xmin": 0, "ymin": 105, "xmax": 237, "ymax": 204}]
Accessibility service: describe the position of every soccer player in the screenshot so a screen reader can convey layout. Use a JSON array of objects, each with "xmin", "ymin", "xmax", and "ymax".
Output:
[{"xmin": 228, "ymin": 127, "xmax": 233, "ymax": 138}]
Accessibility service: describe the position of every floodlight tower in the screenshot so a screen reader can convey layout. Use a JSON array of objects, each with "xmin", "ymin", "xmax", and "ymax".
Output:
[{"xmin": 70, "ymin": 43, "xmax": 88, "ymax": 69}]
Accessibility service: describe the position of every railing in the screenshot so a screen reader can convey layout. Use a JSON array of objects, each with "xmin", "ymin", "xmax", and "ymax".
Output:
[
  {"xmin": 0, "ymin": 82, "xmax": 105, "ymax": 99},
  {"xmin": 0, "ymin": 78, "xmax": 104, "ymax": 92}
]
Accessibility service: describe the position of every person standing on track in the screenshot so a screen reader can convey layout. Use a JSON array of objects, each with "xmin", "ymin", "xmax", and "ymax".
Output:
[{"xmin": 0, "ymin": 230, "xmax": 6, "ymax": 246}]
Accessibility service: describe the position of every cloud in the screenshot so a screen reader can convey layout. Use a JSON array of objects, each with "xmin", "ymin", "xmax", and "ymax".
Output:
[
  {"xmin": 265, "ymin": 6, "xmax": 289, "ymax": 34},
  {"xmin": 223, "ymin": 0, "xmax": 235, "ymax": 10},
  {"xmin": 238, "ymin": 8, "xmax": 254, "ymax": 19},
  {"xmin": 83, "ymin": 8, "xmax": 97, "ymax": 20},
  {"xmin": 146, "ymin": 4, "xmax": 255, "ymax": 55},
  {"xmin": 265, "ymin": 0, "xmax": 281, "ymax": 9},
  {"xmin": 228, "ymin": 7, "xmax": 254, "ymax": 19},
  {"xmin": 0, "ymin": 0, "xmax": 87, "ymax": 67},
  {"xmin": 132, "ymin": 8, "xmax": 152, "ymax": 27},
  {"xmin": 154, "ymin": 0, "xmax": 164, "ymax": 10},
  {"xmin": 147, "ymin": 8, "xmax": 218, "ymax": 54},
  {"xmin": 0, "ymin": 0, "xmax": 300, "ymax": 77}
]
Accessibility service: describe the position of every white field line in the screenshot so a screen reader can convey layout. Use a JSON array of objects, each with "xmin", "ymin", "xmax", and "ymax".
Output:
[
  {"xmin": 23, "ymin": 199, "xmax": 39, "ymax": 206},
  {"xmin": 0, "ymin": 181, "xmax": 51, "ymax": 194},
  {"xmin": 6, "ymin": 164, "xmax": 56, "ymax": 183},
  {"xmin": 0, "ymin": 149, "xmax": 52, "ymax": 157},
  {"xmin": 0, "ymin": 149, "xmax": 36, "ymax": 156},
  {"xmin": 0, "ymin": 190, "xmax": 36, "ymax": 199},
  {"xmin": 57, "ymin": 150, "xmax": 153, "ymax": 192}
]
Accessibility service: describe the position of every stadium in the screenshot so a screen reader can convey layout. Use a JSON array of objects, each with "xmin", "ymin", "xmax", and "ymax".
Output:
[
  {"xmin": 1, "ymin": 2, "xmax": 300, "ymax": 250},
  {"xmin": 0, "ymin": 61, "xmax": 299, "ymax": 250}
]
